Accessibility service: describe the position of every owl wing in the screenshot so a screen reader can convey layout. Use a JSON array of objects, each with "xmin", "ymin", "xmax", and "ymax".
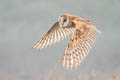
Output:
[
  {"xmin": 62, "ymin": 24, "xmax": 100, "ymax": 69},
  {"xmin": 33, "ymin": 22, "xmax": 75, "ymax": 49}
]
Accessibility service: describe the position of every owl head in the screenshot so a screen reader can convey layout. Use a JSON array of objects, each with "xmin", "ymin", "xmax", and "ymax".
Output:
[{"xmin": 58, "ymin": 14, "xmax": 76, "ymax": 28}]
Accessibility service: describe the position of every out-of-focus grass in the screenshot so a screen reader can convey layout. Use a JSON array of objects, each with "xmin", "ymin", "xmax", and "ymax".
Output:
[{"xmin": 0, "ymin": 72, "xmax": 120, "ymax": 80}]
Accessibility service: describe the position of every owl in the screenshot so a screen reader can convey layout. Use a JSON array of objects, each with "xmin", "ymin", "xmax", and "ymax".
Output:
[{"xmin": 33, "ymin": 14, "xmax": 101, "ymax": 69}]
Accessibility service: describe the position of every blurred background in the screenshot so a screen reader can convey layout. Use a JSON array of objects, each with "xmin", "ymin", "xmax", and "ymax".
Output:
[{"xmin": 0, "ymin": 0, "xmax": 120, "ymax": 80}]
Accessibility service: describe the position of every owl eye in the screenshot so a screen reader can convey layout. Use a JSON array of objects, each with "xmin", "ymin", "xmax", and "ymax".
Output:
[{"xmin": 63, "ymin": 18, "xmax": 67, "ymax": 22}]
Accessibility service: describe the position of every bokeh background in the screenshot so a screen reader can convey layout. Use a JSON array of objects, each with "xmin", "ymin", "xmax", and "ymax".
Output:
[{"xmin": 0, "ymin": 0, "xmax": 120, "ymax": 80}]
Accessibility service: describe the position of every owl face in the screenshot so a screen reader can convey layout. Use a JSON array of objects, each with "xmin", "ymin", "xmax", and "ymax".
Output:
[{"xmin": 58, "ymin": 15, "xmax": 70, "ymax": 28}]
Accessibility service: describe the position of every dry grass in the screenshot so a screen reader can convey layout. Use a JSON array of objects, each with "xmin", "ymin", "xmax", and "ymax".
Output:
[{"xmin": 0, "ymin": 72, "xmax": 120, "ymax": 80}]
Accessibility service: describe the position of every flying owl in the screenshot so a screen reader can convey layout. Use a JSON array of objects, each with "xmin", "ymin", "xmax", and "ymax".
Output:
[{"xmin": 33, "ymin": 14, "xmax": 101, "ymax": 69}]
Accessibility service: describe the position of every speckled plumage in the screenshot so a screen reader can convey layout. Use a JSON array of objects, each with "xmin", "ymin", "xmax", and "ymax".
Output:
[{"xmin": 33, "ymin": 14, "xmax": 101, "ymax": 69}]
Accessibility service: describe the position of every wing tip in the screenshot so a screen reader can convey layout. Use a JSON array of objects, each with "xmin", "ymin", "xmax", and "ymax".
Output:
[
  {"xmin": 97, "ymin": 29, "xmax": 101, "ymax": 34},
  {"xmin": 33, "ymin": 44, "xmax": 43, "ymax": 50},
  {"xmin": 94, "ymin": 26, "xmax": 101, "ymax": 34},
  {"xmin": 33, "ymin": 45, "xmax": 37, "ymax": 49}
]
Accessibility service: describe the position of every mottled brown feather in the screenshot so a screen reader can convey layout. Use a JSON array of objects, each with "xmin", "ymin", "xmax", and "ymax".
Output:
[
  {"xmin": 33, "ymin": 14, "xmax": 100, "ymax": 70},
  {"xmin": 62, "ymin": 19, "xmax": 100, "ymax": 69}
]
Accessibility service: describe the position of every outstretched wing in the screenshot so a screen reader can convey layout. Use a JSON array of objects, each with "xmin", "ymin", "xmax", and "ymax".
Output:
[
  {"xmin": 33, "ymin": 22, "xmax": 75, "ymax": 49},
  {"xmin": 62, "ymin": 23, "xmax": 100, "ymax": 69}
]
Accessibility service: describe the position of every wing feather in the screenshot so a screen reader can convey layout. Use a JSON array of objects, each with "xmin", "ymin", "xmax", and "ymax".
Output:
[
  {"xmin": 61, "ymin": 28, "xmax": 67, "ymax": 38},
  {"xmin": 49, "ymin": 33, "xmax": 54, "ymax": 46},
  {"xmin": 53, "ymin": 29, "xmax": 57, "ymax": 43},
  {"xmin": 59, "ymin": 28, "xmax": 64, "ymax": 40},
  {"xmin": 62, "ymin": 24, "xmax": 100, "ymax": 69},
  {"xmin": 33, "ymin": 22, "xmax": 75, "ymax": 49}
]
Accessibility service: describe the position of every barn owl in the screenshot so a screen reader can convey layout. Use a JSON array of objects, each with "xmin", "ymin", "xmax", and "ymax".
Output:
[{"xmin": 33, "ymin": 14, "xmax": 101, "ymax": 69}]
